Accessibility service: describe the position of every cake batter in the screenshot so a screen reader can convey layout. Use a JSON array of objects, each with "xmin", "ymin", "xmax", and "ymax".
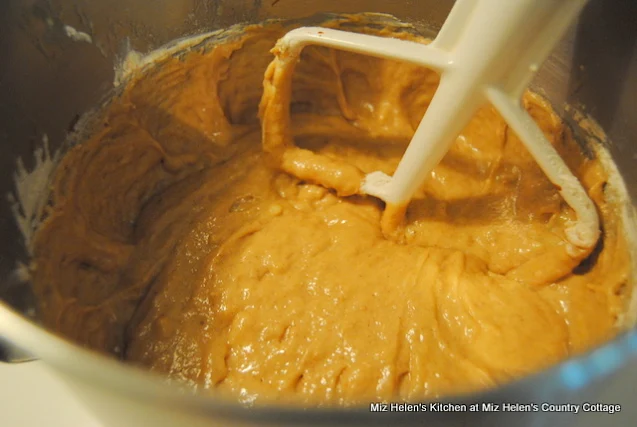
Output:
[{"xmin": 31, "ymin": 18, "xmax": 631, "ymax": 406}]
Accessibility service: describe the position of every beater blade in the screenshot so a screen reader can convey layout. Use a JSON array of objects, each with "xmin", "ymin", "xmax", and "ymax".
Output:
[{"xmin": 260, "ymin": 0, "xmax": 598, "ymax": 249}]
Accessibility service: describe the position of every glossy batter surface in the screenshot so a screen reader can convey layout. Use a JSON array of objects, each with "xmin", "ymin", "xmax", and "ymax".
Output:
[{"xmin": 32, "ymin": 19, "xmax": 631, "ymax": 406}]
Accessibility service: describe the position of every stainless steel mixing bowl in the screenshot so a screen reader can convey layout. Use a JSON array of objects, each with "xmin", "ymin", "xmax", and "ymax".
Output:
[{"xmin": 0, "ymin": 1, "xmax": 636, "ymax": 426}]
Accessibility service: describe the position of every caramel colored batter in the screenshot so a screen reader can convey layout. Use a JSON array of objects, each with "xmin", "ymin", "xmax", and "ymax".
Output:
[{"xmin": 32, "ymin": 18, "xmax": 631, "ymax": 406}]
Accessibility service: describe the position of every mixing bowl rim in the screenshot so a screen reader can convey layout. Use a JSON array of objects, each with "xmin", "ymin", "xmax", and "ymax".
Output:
[{"xmin": 0, "ymin": 300, "xmax": 635, "ymax": 421}]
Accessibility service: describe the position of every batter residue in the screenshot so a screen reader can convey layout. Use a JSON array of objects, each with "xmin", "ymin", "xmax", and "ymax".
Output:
[{"xmin": 31, "ymin": 17, "xmax": 632, "ymax": 406}]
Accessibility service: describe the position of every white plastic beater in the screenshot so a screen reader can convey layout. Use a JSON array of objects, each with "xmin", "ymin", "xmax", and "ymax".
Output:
[{"xmin": 265, "ymin": 0, "xmax": 599, "ymax": 249}]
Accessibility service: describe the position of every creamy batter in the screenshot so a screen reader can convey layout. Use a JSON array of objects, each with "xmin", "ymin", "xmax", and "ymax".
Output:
[{"xmin": 31, "ymin": 18, "xmax": 632, "ymax": 406}]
